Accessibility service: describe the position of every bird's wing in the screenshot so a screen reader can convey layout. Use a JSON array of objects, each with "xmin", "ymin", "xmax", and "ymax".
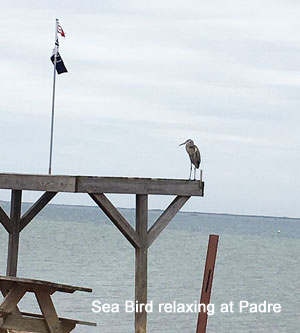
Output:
[{"xmin": 194, "ymin": 146, "xmax": 201, "ymax": 168}]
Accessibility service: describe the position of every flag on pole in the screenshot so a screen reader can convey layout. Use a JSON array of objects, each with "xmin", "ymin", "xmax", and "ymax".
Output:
[
  {"xmin": 57, "ymin": 24, "xmax": 65, "ymax": 37},
  {"xmin": 51, "ymin": 44, "xmax": 68, "ymax": 74},
  {"xmin": 50, "ymin": 22, "xmax": 68, "ymax": 74},
  {"xmin": 48, "ymin": 19, "xmax": 67, "ymax": 174}
]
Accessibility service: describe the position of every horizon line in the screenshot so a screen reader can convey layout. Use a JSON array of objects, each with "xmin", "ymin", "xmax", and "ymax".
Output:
[{"xmin": 0, "ymin": 199, "xmax": 299, "ymax": 221}]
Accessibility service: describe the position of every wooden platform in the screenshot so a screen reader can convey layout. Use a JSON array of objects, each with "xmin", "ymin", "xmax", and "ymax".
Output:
[
  {"xmin": 0, "ymin": 173, "xmax": 204, "ymax": 196},
  {"xmin": 0, "ymin": 172, "xmax": 204, "ymax": 333}
]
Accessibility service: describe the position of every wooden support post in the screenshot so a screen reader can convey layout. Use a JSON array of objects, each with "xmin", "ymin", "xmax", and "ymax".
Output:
[
  {"xmin": 135, "ymin": 194, "xmax": 148, "ymax": 333},
  {"xmin": 196, "ymin": 234, "xmax": 219, "ymax": 333},
  {"xmin": 7, "ymin": 190, "xmax": 22, "ymax": 277}
]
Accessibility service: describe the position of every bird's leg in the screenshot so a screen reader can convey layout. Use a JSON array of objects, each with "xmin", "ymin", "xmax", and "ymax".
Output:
[
  {"xmin": 189, "ymin": 163, "xmax": 192, "ymax": 180},
  {"xmin": 194, "ymin": 166, "xmax": 196, "ymax": 180}
]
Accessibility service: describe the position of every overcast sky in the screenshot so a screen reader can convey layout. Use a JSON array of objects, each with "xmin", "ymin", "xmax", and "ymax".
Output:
[{"xmin": 0, "ymin": 1, "xmax": 299, "ymax": 217}]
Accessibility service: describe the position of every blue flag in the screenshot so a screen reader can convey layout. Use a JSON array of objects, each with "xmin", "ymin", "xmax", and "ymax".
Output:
[{"xmin": 50, "ymin": 51, "xmax": 68, "ymax": 74}]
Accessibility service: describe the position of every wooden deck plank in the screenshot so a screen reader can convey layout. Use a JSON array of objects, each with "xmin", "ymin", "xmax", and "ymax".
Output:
[
  {"xmin": 0, "ymin": 173, "xmax": 204, "ymax": 196},
  {"xmin": 0, "ymin": 276, "xmax": 92, "ymax": 294},
  {"xmin": 1, "ymin": 315, "xmax": 50, "ymax": 333},
  {"xmin": 21, "ymin": 311, "xmax": 97, "ymax": 327},
  {"xmin": 0, "ymin": 173, "xmax": 76, "ymax": 192},
  {"xmin": 77, "ymin": 176, "xmax": 204, "ymax": 196},
  {"xmin": 1, "ymin": 315, "xmax": 75, "ymax": 333}
]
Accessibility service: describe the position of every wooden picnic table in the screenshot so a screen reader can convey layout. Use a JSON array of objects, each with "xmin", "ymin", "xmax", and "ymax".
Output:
[{"xmin": 0, "ymin": 275, "xmax": 96, "ymax": 333}]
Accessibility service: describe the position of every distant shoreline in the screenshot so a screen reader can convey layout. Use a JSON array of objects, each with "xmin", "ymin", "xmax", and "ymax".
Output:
[{"xmin": 0, "ymin": 200, "xmax": 299, "ymax": 221}]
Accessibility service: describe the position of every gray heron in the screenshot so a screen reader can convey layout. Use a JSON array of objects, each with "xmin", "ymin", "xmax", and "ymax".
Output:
[{"xmin": 179, "ymin": 139, "xmax": 201, "ymax": 180}]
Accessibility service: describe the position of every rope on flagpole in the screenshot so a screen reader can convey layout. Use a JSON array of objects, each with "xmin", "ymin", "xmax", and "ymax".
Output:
[{"xmin": 48, "ymin": 18, "xmax": 59, "ymax": 175}]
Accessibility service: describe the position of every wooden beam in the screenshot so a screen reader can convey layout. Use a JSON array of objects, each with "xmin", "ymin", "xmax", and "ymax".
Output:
[
  {"xmin": 0, "ymin": 173, "xmax": 76, "ymax": 192},
  {"xmin": 0, "ymin": 276, "xmax": 92, "ymax": 294},
  {"xmin": 0, "ymin": 289, "xmax": 23, "ymax": 321},
  {"xmin": 0, "ymin": 315, "xmax": 49, "ymax": 333},
  {"xmin": 147, "ymin": 196, "xmax": 190, "ymax": 247},
  {"xmin": 0, "ymin": 206, "xmax": 11, "ymax": 233},
  {"xmin": 1, "ymin": 315, "xmax": 51, "ymax": 333},
  {"xmin": 6, "ymin": 190, "xmax": 22, "ymax": 277},
  {"xmin": 20, "ymin": 191, "xmax": 57, "ymax": 231},
  {"xmin": 89, "ymin": 193, "xmax": 140, "ymax": 249},
  {"xmin": 35, "ymin": 289, "xmax": 64, "ymax": 333},
  {"xmin": 196, "ymin": 235, "xmax": 219, "ymax": 333},
  {"xmin": 0, "ymin": 173, "xmax": 204, "ymax": 196},
  {"xmin": 20, "ymin": 311, "xmax": 96, "ymax": 327},
  {"xmin": 135, "ymin": 194, "xmax": 148, "ymax": 333},
  {"xmin": 0, "ymin": 284, "xmax": 26, "ymax": 313},
  {"xmin": 1, "ymin": 315, "xmax": 75, "ymax": 333},
  {"xmin": 78, "ymin": 176, "xmax": 203, "ymax": 196}
]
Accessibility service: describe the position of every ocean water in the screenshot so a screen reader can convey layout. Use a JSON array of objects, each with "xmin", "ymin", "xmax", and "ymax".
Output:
[{"xmin": 0, "ymin": 201, "xmax": 299, "ymax": 332}]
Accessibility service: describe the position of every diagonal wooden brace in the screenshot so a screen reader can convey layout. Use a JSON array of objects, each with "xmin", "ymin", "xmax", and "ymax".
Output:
[
  {"xmin": 90, "ymin": 193, "xmax": 140, "ymax": 248},
  {"xmin": 20, "ymin": 191, "xmax": 57, "ymax": 231},
  {"xmin": 0, "ymin": 206, "xmax": 11, "ymax": 233},
  {"xmin": 1, "ymin": 192, "xmax": 57, "ymax": 234},
  {"xmin": 35, "ymin": 289, "xmax": 64, "ymax": 333},
  {"xmin": 0, "ymin": 284, "xmax": 26, "ymax": 314},
  {"xmin": 147, "ymin": 195, "xmax": 190, "ymax": 247}
]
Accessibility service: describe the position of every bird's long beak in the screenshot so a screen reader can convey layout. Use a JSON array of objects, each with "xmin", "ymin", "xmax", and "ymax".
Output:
[{"xmin": 179, "ymin": 140, "xmax": 187, "ymax": 146}]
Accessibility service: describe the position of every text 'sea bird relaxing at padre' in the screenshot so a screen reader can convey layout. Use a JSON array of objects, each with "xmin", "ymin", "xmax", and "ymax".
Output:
[{"xmin": 179, "ymin": 139, "xmax": 201, "ymax": 180}]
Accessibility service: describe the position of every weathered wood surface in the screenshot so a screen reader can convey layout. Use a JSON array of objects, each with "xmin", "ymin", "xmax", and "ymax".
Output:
[
  {"xmin": 0, "ymin": 276, "xmax": 92, "ymax": 294},
  {"xmin": 196, "ymin": 235, "xmax": 219, "ymax": 333},
  {"xmin": 0, "ymin": 285, "xmax": 26, "ymax": 314},
  {"xmin": 0, "ymin": 174, "xmax": 76, "ymax": 192},
  {"xmin": 0, "ymin": 277, "xmax": 96, "ymax": 332},
  {"xmin": 0, "ymin": 173, "xmax": 204, "ymax": 196},
  {"xmin": 6, "ymin": 191, "xmax": 22, "ymax": 277},
  {"xmin": 0, "ymin": 172, "xmax": 203, "ymax": 333},
  {"xmin": 35, "ymin": 290, "xmax": 64, "ymax": 332},
  {"xmin": 0, "ymin": 311, "xmax": 96, "ymax": 331},
  {"xmin": 2, "ymin": 316, "xmax": 75, "ymax": 333},
  {"xmin": 0, "ymin": 206, "xmax": 11, "ymax": 233},
  {"xmin": 20, "ymin": 312, "xmax": 96, "ymax": 327},
  {"xmin": 135, "ymin": 194, "xmax": 148, "ymax": 333},
  {"xmin": 77, "ymin": 176, "xmax": 204, "ymax": 196}
]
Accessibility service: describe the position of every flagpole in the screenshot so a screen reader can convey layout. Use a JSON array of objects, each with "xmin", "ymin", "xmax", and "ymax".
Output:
[{"xmin": 48, "ymin": 18, "xmax": 59, "ymax": 175}]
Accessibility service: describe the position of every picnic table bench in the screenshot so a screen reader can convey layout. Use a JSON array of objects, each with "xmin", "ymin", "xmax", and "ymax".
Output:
[{"xmin": 0, "ymin": 275, "xmax": 96, "ymax": 333}]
